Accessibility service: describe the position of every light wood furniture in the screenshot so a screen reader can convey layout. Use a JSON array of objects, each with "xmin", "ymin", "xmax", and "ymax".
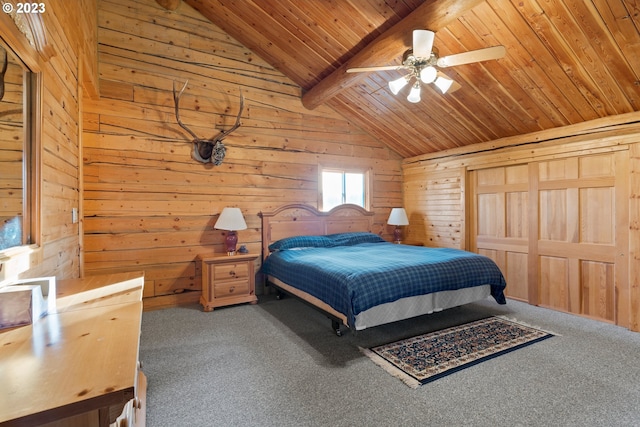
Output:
[
  {"xmin": 401, "ymin": 240, "xmax": 424, "ymax": 246},
  {"xmin": 200, "ymin": 254, "xmax": 258, "ymax": 312},
  {"xmin": 259, "ymin": 204, "xmax": 376, "ymax": 331},
  {"xmin": 260, "ymin": 204, "xmax": 375, "ymax": 255},
  {"xmin": 468, "ymin": 152, "xmax": 629, "ymax": 327},
  {"xmin": 0, "ymin": 271, "xmax": 146, "ymax": 427},
  {"xmin": 258, "ymin": 204, "xmax": 496, "ymax": 334}
]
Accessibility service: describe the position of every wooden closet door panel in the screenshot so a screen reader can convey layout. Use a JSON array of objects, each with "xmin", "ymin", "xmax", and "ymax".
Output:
[
  {"xmin": 506, "ymin": 192, "xmax": 528, "ymax": 238},
  {"xmin": 537, "ymin": 152, "xmax": 627, "ymax": 324},
  {"xmin": 580, "ymin": 187, "xmax": 614, "ymax": 244},
  {"xmin": 477, "ymin": 193, "xmax": 504, "ymax": 236},
  {"xmin": 581, "ymin": 260, "xmax": 615, "ymax": 321},
  {"xmin": 539, "ymin": 189, "xmax": 568, "ymax": 241},
  {"xmin": 505, "ymin": 251, "xmax": 529, "ymax": 300},
  {"xmin": 471, "ymin": 164, "xmax": 529, "ymax": 301},
  {"xmin": 539, "ymin": 255, "xmax": 572, "ymax": 311},
  {"xmin": 471, "ymin": 151, "xmax": 628, "ymax": 326}
]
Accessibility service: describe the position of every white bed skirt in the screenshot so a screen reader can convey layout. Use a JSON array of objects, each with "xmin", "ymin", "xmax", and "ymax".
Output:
[
  {"xmin": 353, "ymin": 285, "xmax": 492, "ymax": 330},
  {"xmin": 268, "ymin": 277, "xmax": 491, "ymax": 332}
]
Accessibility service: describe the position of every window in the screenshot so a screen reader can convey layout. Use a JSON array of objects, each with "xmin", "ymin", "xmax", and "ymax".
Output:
[
  {"xmin": 319, "ymin": 167, "xmax": 370, "ymax": 211},
  {"xmin": 0, "ymin": 37, "xmax": 40, "ymax": 251}
]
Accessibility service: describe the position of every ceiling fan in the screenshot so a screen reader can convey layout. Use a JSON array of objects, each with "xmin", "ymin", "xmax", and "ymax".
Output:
[{"xmin": 347, "ymin": 30, "xmax": 506, "ymax": 103}]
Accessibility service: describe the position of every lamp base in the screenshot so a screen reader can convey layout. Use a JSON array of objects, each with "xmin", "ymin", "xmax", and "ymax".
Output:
[
  {"xmin": 393, "ymin": 226, "xmax": 402, "ymax": 244},
  {"xmin": 225, "ymin": 231, "xmax": 238, "ymax": 256}
]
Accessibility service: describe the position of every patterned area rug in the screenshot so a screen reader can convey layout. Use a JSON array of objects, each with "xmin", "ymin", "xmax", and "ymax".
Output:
[{"xmin": 362, "ymin": 316, "xmax": 554, "ymax": 388}]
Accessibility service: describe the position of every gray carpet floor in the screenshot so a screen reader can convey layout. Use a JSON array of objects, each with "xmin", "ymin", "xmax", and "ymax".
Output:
[{"xmin": 139, "ymin": 295, "xmax": 640, "ymax": 426}]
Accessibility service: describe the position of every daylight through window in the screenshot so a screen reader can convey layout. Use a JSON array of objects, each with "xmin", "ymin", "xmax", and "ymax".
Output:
[{"xmin": 320, "ymin": 168, "xmax": 368, "ymax": 211}]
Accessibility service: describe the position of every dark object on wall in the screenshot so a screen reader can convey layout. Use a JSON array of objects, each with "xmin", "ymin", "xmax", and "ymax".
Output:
[
  {"xmin": 172, "ymin": 80, "xmax": 244, "ymax": 165},
  {"xmin": 0, "ymin": 46, "xmax": 7, "ymax": 101}
]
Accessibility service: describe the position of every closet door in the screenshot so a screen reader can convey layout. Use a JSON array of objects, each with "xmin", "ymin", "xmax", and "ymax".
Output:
[
  {"xmin": 470, "ymin": 151, "xmax": 629, "ymax": 326},
  {"xmin": 469, "ymin": 164, "xmax": 529, "ymax": 301},
  {"xmin": 536, "ymin": 152, "xmax": 628, "ymax": 324}
]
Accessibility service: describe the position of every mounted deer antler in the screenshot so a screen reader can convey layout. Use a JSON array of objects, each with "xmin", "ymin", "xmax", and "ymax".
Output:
[{"xmin": 173, "ymin": 80, "xmax": 244, "ymax": 165}]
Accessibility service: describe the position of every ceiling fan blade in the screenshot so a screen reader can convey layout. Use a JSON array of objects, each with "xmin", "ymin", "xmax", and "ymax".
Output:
[
  {"xmin": 346, "ymin": 65, "xmax": 407, "ymax": 73},
  {"xmin": 413, "ymin": 30, "xmax": 435, "ymax": 58},
  {"xmin": 436, "ymin": 45, "xmax": 506, "ymax": 68}
]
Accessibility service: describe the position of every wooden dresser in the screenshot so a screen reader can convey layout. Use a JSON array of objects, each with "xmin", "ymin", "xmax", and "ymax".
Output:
[
  {"xmin": 199, "ymin": 253, "xmax": 258, "ymax": 312},
  {"xmin": 0, "ymin": 271, "xmax": 146, "ymax": 427}
]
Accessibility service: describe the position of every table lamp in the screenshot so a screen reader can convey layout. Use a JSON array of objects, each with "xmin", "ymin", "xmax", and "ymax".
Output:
[
  {"xmin": 387, "ymin": 208, "xmax": 409, "ymax": 244},
  {"xmin": 214, "ymin": 207, "xmax": 247, "ymax": 255}
]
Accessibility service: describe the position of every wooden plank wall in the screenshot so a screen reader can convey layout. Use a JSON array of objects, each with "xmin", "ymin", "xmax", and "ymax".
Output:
[
  {"xmin": 0, "ymin": 0, "xmax": 96, "ymax": 284},
  {"xmin": 631, "ymin": 143, "xmax": 640, "ymax": 331},
  {"xmin": 82, "ymin": 0, "xmax": 402, "ymax": 309},
  {"xmin": 403, "ymin": 113, "xmax": 640, "ymax": 331}
]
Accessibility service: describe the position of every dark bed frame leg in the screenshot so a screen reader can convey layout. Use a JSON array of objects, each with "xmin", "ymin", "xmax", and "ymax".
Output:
[
  {"xmin": 269, "ymin": 281, "xmax": 347, "ymax": 336},
  {"xmin": 331, "ymin": 319, "xmax": 342, "ymax": 336}
]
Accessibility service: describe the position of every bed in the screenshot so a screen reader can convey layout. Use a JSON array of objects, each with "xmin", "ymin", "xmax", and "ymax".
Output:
[{"xmin": 259, "ymin": 204, "xmax": 506, "ymax": 335}]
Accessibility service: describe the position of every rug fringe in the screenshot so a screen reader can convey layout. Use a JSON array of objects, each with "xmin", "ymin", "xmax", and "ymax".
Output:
[
  {"xmin": 494, "ymin": 315, "xmax": 561, "ymax": 336},
  {"xmin": 359, "ymin": 347, "xmax": 421, "ymax": 389}
]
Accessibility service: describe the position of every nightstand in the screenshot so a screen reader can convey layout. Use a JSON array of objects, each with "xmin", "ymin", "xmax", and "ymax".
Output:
[
  {"xmin": 401, "ymin": 240, "xmax": 424, "ymax": 246},
  {"xmin": 199, "ymin": 253, "xmax": 258, "ymax": 312}
]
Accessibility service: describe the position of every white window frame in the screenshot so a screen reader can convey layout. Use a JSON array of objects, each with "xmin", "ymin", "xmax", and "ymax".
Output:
[{"xmin": 318, "ymin": 166, "xmax": 372, "ymax": 212}]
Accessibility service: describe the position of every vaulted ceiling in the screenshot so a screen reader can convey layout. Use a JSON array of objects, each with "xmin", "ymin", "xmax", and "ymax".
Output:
[{"xmin": 183, "ymin": 0, "xmax": 640, "ymax": 158}]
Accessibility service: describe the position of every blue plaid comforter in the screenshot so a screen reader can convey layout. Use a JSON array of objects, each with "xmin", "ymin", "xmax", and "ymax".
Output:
[{"xmin": 261, "ymin": 242, "xmax": 507, "ymax": 328}]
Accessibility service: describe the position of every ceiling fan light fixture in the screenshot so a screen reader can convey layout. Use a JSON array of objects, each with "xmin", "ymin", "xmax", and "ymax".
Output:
[
  {"xmin": 420, "ymin": 66, "xmax": 437, "ymax": 84},
  {"xmin": 434, "ymin": 76, "xmax": 454, "ymax": 94},
  {"xmin": 407, "ymin": 82, "xmax": 421, "ymax": 103},
  {"xmin": 388, "ymin": 75, "xmax": 409, "ymax": 95},
  {"xmin": 347, "ymin": 29, "xmax": 506, "ymax": 103}
]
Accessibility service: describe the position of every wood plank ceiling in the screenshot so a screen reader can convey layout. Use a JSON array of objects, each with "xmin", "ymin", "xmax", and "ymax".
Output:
[{"xmin": 183, "ymin": 0, "xmax": 640, "ymax": 158}]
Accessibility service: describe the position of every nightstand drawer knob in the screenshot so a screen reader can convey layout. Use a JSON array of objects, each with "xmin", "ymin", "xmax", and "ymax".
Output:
[
  {"xmin": 229, "ymin": 286, "xmax": 235, "ymax": 293},
  {"xmin": 229, "ymin": 270, "xmax": 236, "ymax": 277}
]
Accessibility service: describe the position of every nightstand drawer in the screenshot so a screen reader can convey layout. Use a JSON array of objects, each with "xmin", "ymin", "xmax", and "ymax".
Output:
[
  {"xmin": 213, "ymin": 262, "xmax": 249, "ymax": 281},
  {"xmin": 214, "ymin": 279, "xmax": 250, "ymax": 298}
]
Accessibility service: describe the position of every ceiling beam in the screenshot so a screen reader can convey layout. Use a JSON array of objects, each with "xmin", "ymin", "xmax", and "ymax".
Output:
[
  {"xmin": 156, "ymin": 0, "xmax": 181, "ymax": 10},
  {"xmin": 301, "ymin": 0, "xmax": 483, "ymax": 110}
]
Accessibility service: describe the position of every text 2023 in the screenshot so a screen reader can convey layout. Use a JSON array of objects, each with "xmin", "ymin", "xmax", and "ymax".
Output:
[{"xmin": 16, "ymin": 3, "xmax": 46, "ymax": 14}]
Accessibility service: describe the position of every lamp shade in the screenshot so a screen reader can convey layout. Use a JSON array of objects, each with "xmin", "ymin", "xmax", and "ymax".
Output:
[
  {"xmin": 214, "ymin": 207, "xmax": 247, "ymax": 231},
  {"xmin": 388, "ymin": 76, "xmax": 409, "ymax": 95},
  {"xmin": 407, "ymin": 83, "xmax": 421, "ymax": 103},
  {"xmin": 434, "ymin": 76, "xmax": 454, "ymax": 94},
  {"xmin": 387, "ymin": 208, "xmax": 409, "ymax": 226}
]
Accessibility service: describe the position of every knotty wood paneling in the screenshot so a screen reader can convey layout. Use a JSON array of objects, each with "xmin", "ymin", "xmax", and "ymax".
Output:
[
  {"xmin": 0, "ymin": 0, "xmax": 96, "ymax": 285},
  {"xmin": 403, "ymin": 168, "xmax": 465, "ymax": 248},
  {"xmin": 403, "ymin": 113, "xmax": 640, "ymax": 331},
  {"xmin": 187, "ymin": 0, "xmax": 640, "ymax": 158},
  {"xmin": 82, "ymin": 0, "xmax": 402, "ymax": 309},
  {"xmin": 629, "ymin": 144, "xmax": 640, "ymax": 331}
]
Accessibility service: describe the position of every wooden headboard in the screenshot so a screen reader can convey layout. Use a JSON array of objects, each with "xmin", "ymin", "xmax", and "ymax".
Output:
[{"xmin": 259, "ymin": 204, "xmax": 375, "ymax": 261}]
